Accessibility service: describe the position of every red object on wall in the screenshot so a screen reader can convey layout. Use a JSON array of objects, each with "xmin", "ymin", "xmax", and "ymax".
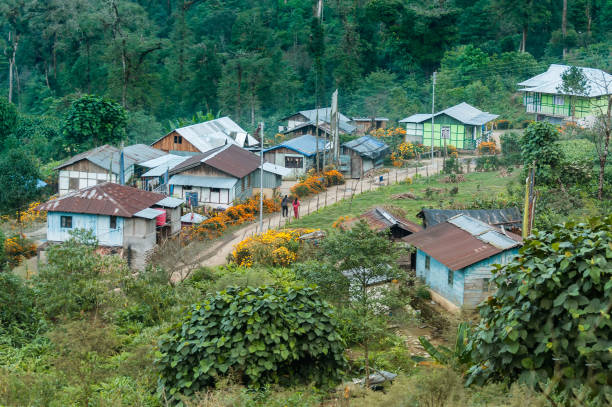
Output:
[{"xmin": 155, "ymin": 210, "xmax": 167, "ymax": 226}]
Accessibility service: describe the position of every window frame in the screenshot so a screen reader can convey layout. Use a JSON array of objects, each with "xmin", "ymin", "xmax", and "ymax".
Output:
[
  {"xmin": 109, "ymin": 215, "xmax": 118, "ymax": 230},
  {"xmin": 285, "ymin": 155, "xmax": 304, "ymax": 169},
  {"xmin": 425, "ymin": 255, "xmax": 430, "ymax": 270},
  {"xmin": 448, "ymin": 269, "xmax": 454, "ymax": 286},
  {"xmin": 174, "ymin": 135, "xmax": 183, "ymax": 144},
  {"xmin": 69, "ymin": 177, "xmax": 79, "ymax": 190},
  {"xmin": 60, "ymin": 215, "xmax": 73, "ymax": 229}
]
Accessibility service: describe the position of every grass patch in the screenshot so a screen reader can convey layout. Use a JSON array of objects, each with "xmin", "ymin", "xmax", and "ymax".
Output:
[{"xmin": 289, "ymin": 170, "xmax": 521, "ymax": 230}]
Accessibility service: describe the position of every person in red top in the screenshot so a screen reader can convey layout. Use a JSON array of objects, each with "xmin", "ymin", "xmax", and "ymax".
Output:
[{"xmin": 292, "ymin": 197, "xmax": 300, "ymax": 218}]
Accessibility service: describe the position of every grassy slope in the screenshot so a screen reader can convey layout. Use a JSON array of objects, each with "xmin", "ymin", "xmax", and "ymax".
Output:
[{"xmin": 289, "ymin": 170, "xmax": 521, "ymax": 230}]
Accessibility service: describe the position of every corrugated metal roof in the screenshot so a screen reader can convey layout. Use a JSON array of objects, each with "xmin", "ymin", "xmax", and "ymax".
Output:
[
  {"xmin": 399, "ymin": 113, "xmax": 432, "ymax": 123},
  {"xmin": 281, "ymin": 121, "xmax": 332, "ymax": 136},
  {"xmin": 141, "ymin": 156, "xmax": 189, "ymax": 177},
  {"xmin": 265, "ymin": 134, "xmax": 330, "ymax": 157},
  {"xmin": 342, "ymin": 136, "xmax": 390, "ymax": 159},
  {"xmin": 139, "ymin": 154, "xmax": 186, "ymax": 169},
  {"xmin": 168, "ymin": 174, "xmax": 237, "ymax": 189},
  {"xmin": 155, "ymin": 196, "xmax": 184, "ymax": 208},
  {"xmin": 169, "ymin": 144, "xmax": 261, "ymax": 179},
  {"xmin": 56, "ymin": 144, "xmax": 165, "ymax": 173},
  {"xmin": 351, "ymin": 117, "xmax": 389, "ymax": 121},
  {"xmin": 284, "ymin": 107, "xmax": 356, "ymax": 134},
  {"xmin": 36, "ymin": 182, "xmax": 166, "ymax": 217},
  {"xmin": 403, "ymin": 214, "xmax": 521, "ymax": 270},
  {"xmin": 181, "ymin": 212, "xmax": 207, "ymax": 224},
  {"xmin": 518, "ymin": 64, "xmax": 612, "ymax": 97},
  {"xmin": 262, "ymin": 162, "xmax": 292, "ymax": 177},
  {"xmin": 418, "ymin": 207, "xmax": 522, "ymax": 229},
  {"xmin": 151, "ymin": 117, "xmax": 258, "ymax": 153},
  {"xmin": 134, "ymin": 208, "xmax": 165, "ymax": 219}
]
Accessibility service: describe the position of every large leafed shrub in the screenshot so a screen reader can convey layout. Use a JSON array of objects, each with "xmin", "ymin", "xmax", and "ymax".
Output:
[
  {"xmin": 155, "ymin": 285, "xmax": 347, "ymax": 401},
  {"xmin": 468, "ymin": 215, "xmax": 612, "ymax": 401}
]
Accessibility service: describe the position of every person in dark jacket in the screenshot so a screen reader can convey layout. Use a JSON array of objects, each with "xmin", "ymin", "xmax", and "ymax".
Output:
[{"xmin": 281, "ymin": 195, "xmax": 289, "ymax": 217}]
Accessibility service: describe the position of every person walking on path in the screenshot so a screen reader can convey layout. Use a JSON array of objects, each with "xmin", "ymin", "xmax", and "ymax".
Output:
[
  {"xmin": 292, "ymin": 197, "xmax": 300, "ymax": 219},
  {"xmin": 281, "ymin": 195, "xmax": 289, "ymax": 217}
]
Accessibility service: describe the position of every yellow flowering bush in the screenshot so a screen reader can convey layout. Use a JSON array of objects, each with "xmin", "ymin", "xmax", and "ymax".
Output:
[
  {"xmin": 390, "ymin": 142, "xmax": 426, "ymax": 166},
  {"xmin": 232, "ymin": 228, "xmax": 317, "ymax": 267},
  {"xmin": 4, "ymin": 234, "xmax": 37, "ymax": 268}
]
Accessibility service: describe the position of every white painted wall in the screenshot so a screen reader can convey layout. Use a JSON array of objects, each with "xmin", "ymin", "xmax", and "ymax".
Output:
[{"xmin": 58, "ymin": 170, "xmax": 117, "ymax": 196}]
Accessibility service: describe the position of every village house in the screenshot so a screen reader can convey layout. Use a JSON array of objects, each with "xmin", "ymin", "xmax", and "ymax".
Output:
[
  {"xmin": 36, "ymin": 183, "xmax": 183, "ymax": 269},
  {"xmin": 350, "ymin": 117, "xmax": 389, "ymax": 135},
  {"xmin": 403, "ymin": 214, "xmax": 522, "ymax": 311},
  {"xmin": 167, "ymin": 144, "xmax": 283, "ymax": 208},
  {"xmin": 399, "ymin": 102, "xmax": 498, "ymax": 150},
  {"xmin": 138, "ymin": 154, "xmax": 190, "ymax": 191},
  {"xmin": 280, "ymin": 107, "xmax": 356, "ymax": 140},
  {"xmin": 263, "ymin": 134, "xmax": 330, "ymax": 179},
  {"xmin": 150, "ymin": 117, "xmax": 259, "ymax": 155},
  {"xmin": 518, "ymin": 64, "xmax": 612, "ymax": 125},
  {"xmin": 55, "ymin": 144, "xmax": 166, "ymax": 196},
  {"xmin": 340, "ymin": 135, "xmax": 390, "ymax": 178}
]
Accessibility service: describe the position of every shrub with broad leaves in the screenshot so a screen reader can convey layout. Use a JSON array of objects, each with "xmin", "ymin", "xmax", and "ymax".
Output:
[
  {"xmin": 468, "ymin": 215, "xmax": 612, "ymax": 403},
  {"xmin": 155, "ymin": 286, "xmax": 347, "ymax": 402}
]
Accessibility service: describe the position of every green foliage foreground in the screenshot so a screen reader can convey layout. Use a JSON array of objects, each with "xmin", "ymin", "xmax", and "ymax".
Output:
[
  {"xmin": 155, "ymin": 285, "xmax": 347, "ymax": 403},
  {"xmin": 468, "ymin": 215, "xmax": 612, "ymax": 402}
]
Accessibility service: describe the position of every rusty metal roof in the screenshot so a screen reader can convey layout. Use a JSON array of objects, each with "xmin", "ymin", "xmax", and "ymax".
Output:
[
  {"xmin": 169, "ymin": 144, "xmax": 260, "ymax": 179},
  {"xmin": 403, "ymin": 214, "xmax": 521, "ymax": 271},
  {"xmin": 36, "ymin": 182, "xmax": 167, "ymax": 218},
  {"xmin": 359, "ymin": 207, "xmax": 423, "ymax": 234}
]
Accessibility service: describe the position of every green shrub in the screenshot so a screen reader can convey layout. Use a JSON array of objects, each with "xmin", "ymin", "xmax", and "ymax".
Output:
[
  {"xmin": 0, "ymin": 272, "xmax": 45, "ymax": 346},
  {"xmin": 415, "ymin": 284, "xmax": 431, "ymax": 300},
  {"xmin": 474, "ymin": 155, "xmax": 500, "ymax": 171},
  {"xmin": 468, "ymin": 215, "xmax": 612, "ymax": 402},
  {"xmin": 500, "ymin": 132, "xmax": 522, "ymax": 165},
  {"xmin": 557, "ymin": 139, "xmax": 597, "ymax": 185},
  {"xmin": 155, "ymin": 286, "xmax": 347, "ymax": 401}
]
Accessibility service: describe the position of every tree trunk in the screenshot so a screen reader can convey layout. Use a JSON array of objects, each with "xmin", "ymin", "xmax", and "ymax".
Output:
[
  {"xmin": 364, "ymin": 338, "xmax": 370, "ymax": 389},
  {"xmin": 250, "ymin": 82, "xmax": 255, "ymax": 126},
  {"xmin": 562, "ymin": 0, "xmax": 567, "ymax": 58},
  {"xmin": 586, "ymin": 1, "xmax": 592, "ymax": 37},
  {"xmin": 7, "ymin": 32, "xmax": 18, "ymax": 103},
  {"xmin": 236, "ymin": 63, "xmax": 242, "ymax": 120},
  {"xmin": 520, "ymin": 25, "xmax": 527, "ymax": 53}
]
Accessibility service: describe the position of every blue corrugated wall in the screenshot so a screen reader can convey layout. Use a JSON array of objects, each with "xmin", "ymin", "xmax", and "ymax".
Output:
[{"xmin": 47, "ymin": 212, "xmax": 124, "ymax": 246}]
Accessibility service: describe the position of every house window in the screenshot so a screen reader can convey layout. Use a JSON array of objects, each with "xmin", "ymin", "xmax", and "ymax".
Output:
[
  {"xmin": 69, "ymin": 177, "xmax": 79, "ymax": 190},
  {"xmin": 60, "ymin": 215, "xmax": 72, "ymax": 228},
  {"xmin": 211, "ymin": 188, "xmax": 220, "ymax": 193},
  {"xmin": 554, "ymin": 95, "xmax": 565, "ymax": 105},
  {"xmin": 174, "ymin": 135, "xmax": 183, "ymax": 144},
  {"xmin": 425, "ymin": 255, "xmax": 430, "ymax": 270},
  {"xmin": 285, "ymin": 156, "xmax": 303, "ymax": 168},
  {"xmin": 110, "ymin": 216, "xmax": 117, "ymax": 229},
  {"xmin": 448, "ymin": 269, "xmax": 453, "ymax": 286},
  {"xmin": 247, "ymin": 174, "xmax": 252, "ymax": 188},
  {"xmin": 242, "ymin": 177, "xmax": 245, "ymax": 190},
  {"xmin": 183, "ymin": 185, "xmax": 192, "ymax": 191},
  {"xmin": 482, "ymin": 278, "xmax": 490, "ymax": 292}
]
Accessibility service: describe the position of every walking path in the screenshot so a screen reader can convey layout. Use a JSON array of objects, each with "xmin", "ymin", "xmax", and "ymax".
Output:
[{"xmin": 192, "ymin": 158, "xmax": 447, "ymax": 268}]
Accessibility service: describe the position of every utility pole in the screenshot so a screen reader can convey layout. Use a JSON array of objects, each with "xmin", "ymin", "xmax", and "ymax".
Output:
[
  {"xmin": 259, "ymin": 122, "xmax": 264, "ymax": 231},
  {"xmin": 431, "ymin": 71, "xmax": 436, "ymax": 168}
]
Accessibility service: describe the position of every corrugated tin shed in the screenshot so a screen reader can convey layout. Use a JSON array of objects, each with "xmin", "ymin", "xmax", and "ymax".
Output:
[
  {"xmin": 403, "ymin": 214, "xmax": 522, "ymax": 271},
  {"xmin": 262, "ymin": 162, "xmax": 292, "ymax": 177},
  {"xmin": 56, "ymin": 144, "xmax": 165, "ymax": 173},
  {"xmin": 418, "ymin": 207, "xmax": 522, "ymax": 229},
  {"xmin": 399, "ymin": 102, "xmax": 498, "ymax": 126},
  {"xmin": 181, "ymin": 212, "xmax": 207, "ymax": 224},
  {"xmin": 342, "ymin": 135, "xmax": 390, "ymax": 160},
  {"xmin": 155, "ymin": 196, "xmax": 184, "ymax": 208},
  {"xmin": 169, "ymin": 144, "xmax": 261, "ymax": 179},
  {"xmin": 351, "ymin": 117, "xmax": 389, "ymax": 122},
  {"xmin": 264, "ymin": 134, "xmax": 330, "ymax": 157},
  {"xmin": 134, "ymin": 208, "xmax": 166, "ymax": 219},
  {"xmin": 141, "ymin": 155, "xmax": 189, "ymax": 178},
  {"xmin": 36, "ymin": 182, "xmax": 167, "ymax": 218},
  {"xmin": 298, "ymin": 107, "xmax": 356, "ymax": 134},
  {"xmin": 518, "ymin": 64, "xmax": 612, "ymax": 97}
]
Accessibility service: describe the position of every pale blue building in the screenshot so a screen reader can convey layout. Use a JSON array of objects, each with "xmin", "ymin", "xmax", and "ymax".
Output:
[{"xmin": 404, "ymin": 214, "xmax": 522, "ymax": 310}]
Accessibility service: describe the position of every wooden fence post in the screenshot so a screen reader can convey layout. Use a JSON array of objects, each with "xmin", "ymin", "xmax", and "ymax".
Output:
[
  {"xmin": 325, "ymin": 189, "xmax": 327, "ymax": 207},
  {"xmin": 317, "ymin": 194, "xmax": 320, "ymax": 212}
]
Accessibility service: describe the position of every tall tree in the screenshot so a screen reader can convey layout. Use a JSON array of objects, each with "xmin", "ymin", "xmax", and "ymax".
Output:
[
  {"xmin": 494, "ymin": 0, "xmax": 552, "ymax": 53},
  {"xmin": 0, "ymin": 148, "xmax": 40, "ymax": 216},
  {"xmin": 0, "ymin": 97, "xmax": 18, "ymax": 148}
]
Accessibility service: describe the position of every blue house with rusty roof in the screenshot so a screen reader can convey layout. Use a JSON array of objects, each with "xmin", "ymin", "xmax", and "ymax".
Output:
[{"xmin": 403, "ymin": 214, "xmax": 522, "ymax": 310}]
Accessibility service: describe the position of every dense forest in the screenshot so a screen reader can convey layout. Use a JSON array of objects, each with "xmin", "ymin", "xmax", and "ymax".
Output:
[{"xmin": 1, "ymin": 0, "xmax": 611, "ymax": 162}]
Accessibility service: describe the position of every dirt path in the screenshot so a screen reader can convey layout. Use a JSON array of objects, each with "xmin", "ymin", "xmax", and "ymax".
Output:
[{"xmin": 194, "ymin": 158, "xmax": 448, "ymax": 268}]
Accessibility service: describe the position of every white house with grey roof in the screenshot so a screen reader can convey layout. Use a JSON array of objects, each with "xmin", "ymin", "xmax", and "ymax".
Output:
[
  {"xmin": 400, "ymin": 102, "xmax": 498, "ymax": 150},
  {"xmin": 518, "ymin": 64, "xmax": 612, "ymax": 125},
  {"xmin": 55, "ymin": 144, "xmax": 166, "ymax": 196},
  {"xmin": 281, "ymin": 107, "xmax": 356, "ymax": 139}
]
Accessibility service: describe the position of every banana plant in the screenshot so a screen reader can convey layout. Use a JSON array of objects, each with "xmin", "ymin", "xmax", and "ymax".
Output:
[{"xmin": 418, "ymin": 322, "xmax": 472, "ymax": 369}]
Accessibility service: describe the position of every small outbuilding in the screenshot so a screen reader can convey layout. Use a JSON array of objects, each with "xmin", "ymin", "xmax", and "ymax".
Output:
[
  {"xmin": 263, "ymin": 134, "xmax": 330, "ymax": 179},
  {"xmin": 403, "ymin": 214, "xmax": 522, "ymax": 311},
  {"xmin": 340, "ymin": 136, "xmax": 390, "ymax": 179},
  {"xmin": 417, "ymin": 207, "xmax": 522, "ymax": 234}
]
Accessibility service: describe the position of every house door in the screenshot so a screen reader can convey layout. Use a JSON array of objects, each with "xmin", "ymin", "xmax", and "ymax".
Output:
[
  {"xmin": 221, "ymin": 189, "xmax": 229, "ymax": 204},
  {"xmin": 351, "ymin": 155, "xmax": 360, "ymax": 178},
  {"xmin": 185, "ymin": 192, "xmax": 198, "ymax": 207},
  {"xmin": 210, "ymin": 188, "xmax": 220, "ymax": 203}
]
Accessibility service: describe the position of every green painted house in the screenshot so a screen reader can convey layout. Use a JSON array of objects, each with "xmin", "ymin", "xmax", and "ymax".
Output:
[
  {"xmin": 518, "ymin": 64, "xmax": 611, "ymax": 125},
  {"xmin": 399, "ymin": 102, "xmax": 498, "ymax": 150}
]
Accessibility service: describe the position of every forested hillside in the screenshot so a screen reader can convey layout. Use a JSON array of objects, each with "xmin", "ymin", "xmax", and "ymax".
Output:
[{"xmin": 1, "ymin": 0, "xmax": 611, "ymax": 158}]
